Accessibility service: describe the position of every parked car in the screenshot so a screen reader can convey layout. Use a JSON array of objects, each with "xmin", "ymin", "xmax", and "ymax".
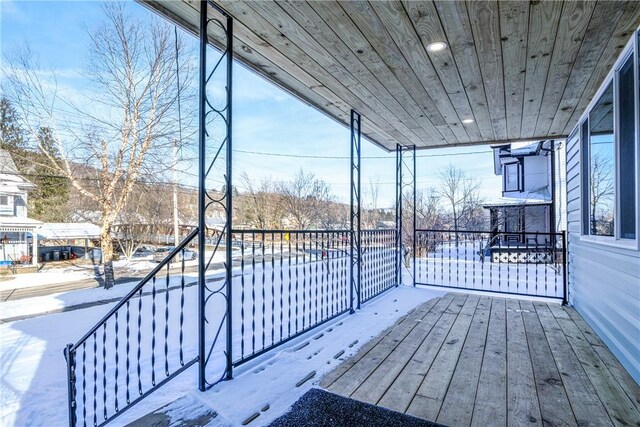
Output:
[
  {"xmin": 153, "ymin": 247, "xmax": 197, "ymax": 263},
  {"xmin": 133, "ymin": 246, "xmax": 154, "ymax": 257}
]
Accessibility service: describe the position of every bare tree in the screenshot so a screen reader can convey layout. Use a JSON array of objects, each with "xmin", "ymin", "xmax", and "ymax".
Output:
[
  {"xmin": 438, "ymin": 165, "xmax": 484, "ymax": 234},
  {"xmin": 588, "ymin": 151, "xmax": 615, "ymax": 235},
  {"xmin": 4, "ymin": 3, "xmax": 194, "ymax": 287},
  {"xmin": 113, "ymin": 183, "xmax": 172, "ymax": 260},
  {"xmin": 237, "ymin": 172, "xmax": 283, "ymax": 229},
  {"xmin": 276, "ymin": 169, "xmax": 334, "ymax": 229},
  {"xmin": 414, "ymin": 188, "xmax": 443, "ymax": 230},
  {"xmin": 363, "ymin": 175, "xmax": 381, "ymax": 228}
]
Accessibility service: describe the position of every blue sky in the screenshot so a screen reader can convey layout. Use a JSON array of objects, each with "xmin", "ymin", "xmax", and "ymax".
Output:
[{"xmin": 1, "ymin": 0, "xmax": 501, "ymax": 207}]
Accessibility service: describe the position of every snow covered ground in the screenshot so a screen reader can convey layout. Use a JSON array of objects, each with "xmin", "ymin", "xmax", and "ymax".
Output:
[
  {"xmin": 0, "ymin": 267, "xmax": 96, "ymax": 292},
  {"xmin": 414, "ymin": 242, "xmax": 565, "ymax": 298},
  {"xmin": 0, "ymin": 250, "xmax": 222, "ymax": 295},
  {"xmin": 0, "ymin": 260, "xmax": 442, "ymax": 427}
]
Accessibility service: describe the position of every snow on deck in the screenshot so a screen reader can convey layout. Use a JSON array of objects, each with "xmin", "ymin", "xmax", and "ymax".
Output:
[{"xmin": 0, "ymin": 267, "xmax": 443, "ymax": 426}]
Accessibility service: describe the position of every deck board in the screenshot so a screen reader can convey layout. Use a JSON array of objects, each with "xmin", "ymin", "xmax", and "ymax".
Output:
[
  {"xmin": 322, "ymin": 292, "xmax": 640, "ymax": 426},
  {"xmin": 534, "ymin": 302, "xmax": 614, "ymax": 427},
  {"xmin": 471, "ymin": 297, "xmax": 507, "ymax": 427},
  {"xmin": 436, "ymin": 296, "xmax": 490, "ymax": 426},
  {"xmin": 505, "ymin": 299, "xmax": 542, "ymax": 427},
  {"xmin": 404, "ymin": 294, "xmax": 480, "ymax": 421},
  {"xmin": 520, "ymin": 300, "xmax": 576, "ymax": 427},
  {"xmin": 350, "ymin": 294, "xmax": 457, "ymax": 404}
]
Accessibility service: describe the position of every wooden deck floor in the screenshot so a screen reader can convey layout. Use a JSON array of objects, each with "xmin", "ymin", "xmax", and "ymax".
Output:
[{"xmin": 321, "ymin": 293, "xmax": 640, "ymax": 427}]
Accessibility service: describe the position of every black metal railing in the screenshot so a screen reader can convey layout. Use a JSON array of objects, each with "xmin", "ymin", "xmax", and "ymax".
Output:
[
  {"xmin": 414, "ymin": 229, "xmax": 567, "ymax": 302},
  {"xmin": 231, "ymin": 230, "xmax": 351, "ymax": 365},
  {"xmin": 64, "ymin": 229, "xmax": 199, "ymax": 427},
  {"xmin": 360, "ymin": 229, "xmax": 397, "ymax": 303}
]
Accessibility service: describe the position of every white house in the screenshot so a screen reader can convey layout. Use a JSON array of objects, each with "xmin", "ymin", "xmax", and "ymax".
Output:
[
  {"xmin": 0, "ymin": 149, "xmax": 41, "ymax": 266},
  {"xmin": 483, "ymin": 140, "xmax": 567, "ymax": 246}
]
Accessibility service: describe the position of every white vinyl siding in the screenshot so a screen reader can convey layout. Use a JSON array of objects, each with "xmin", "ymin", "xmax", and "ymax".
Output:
[{"xmin": 566, "ymin": 30, "xmax": 640, "ymax": 384}]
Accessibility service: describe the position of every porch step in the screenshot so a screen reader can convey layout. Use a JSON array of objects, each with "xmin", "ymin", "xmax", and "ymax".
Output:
[{"xmin": 124, "ymin": 395, "xmax": 218, "ymax": 427}]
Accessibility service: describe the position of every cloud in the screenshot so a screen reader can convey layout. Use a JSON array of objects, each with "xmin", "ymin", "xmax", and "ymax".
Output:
[{"xmin": 0, "ymin": 0, "xmax": 29, "ymax": 23}]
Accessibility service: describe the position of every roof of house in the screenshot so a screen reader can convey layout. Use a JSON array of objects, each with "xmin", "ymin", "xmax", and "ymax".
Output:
[
  {"xmin": 37, "ymin": 222, "xmax": 101, "ymax": 240},
  {"xmin": 0, "ymin": 216, "xmax": 43, "ymax": 232},
  {"xmin": 0, "ymin": 149, "xmax": 36, "ymax": 190},
  {"xmin": 483, "ymin": 194, "xmax": 552, "ymax": 208}
]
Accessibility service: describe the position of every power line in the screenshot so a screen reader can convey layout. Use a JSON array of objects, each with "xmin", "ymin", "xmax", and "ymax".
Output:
[{"xmin": 233, "ymin": 148, "xmax": 493, "ymax": 159}]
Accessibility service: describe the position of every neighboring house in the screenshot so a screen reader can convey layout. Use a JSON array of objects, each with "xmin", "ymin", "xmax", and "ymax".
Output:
[
  {"xmin": 0, "ymin": 149, "xmax": 41, "ymax": 266},
  {"xmin": 483, "ymin": 140, "xmax": 565, "ymax": 244},
  {"xmin": 565, "ymin": 33, "xmax": 640, "ymax": 384},
  {"xmin": 37, "ymin": 222, "xmax": 101, "ymax": 261}
]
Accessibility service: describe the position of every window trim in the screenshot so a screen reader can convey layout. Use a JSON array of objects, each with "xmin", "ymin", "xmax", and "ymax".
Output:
[
  {"xmin": 503, "ymin": 161, "xmax": 522, "ymax": 193},
  {"xmin": 615, "ymin": 49, "xmax": 637, "ymax": 241},
  {"xmin": 576, "ymin": 31, "xmax": 639, "ymax": 250}
]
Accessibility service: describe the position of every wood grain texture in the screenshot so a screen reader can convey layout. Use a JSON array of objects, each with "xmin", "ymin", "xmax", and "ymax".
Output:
[
  {"xmin": 498, "ymin": 0, "xmax": 529, "ymax": 140},
  {"xmin": 436, "ymin": 296, "xmax": 490, "ymax": 426},
  {"xmin": 145, "ymin": 0, "xmax": 640, "ymax": 149},
  {"xmin": 393, "ymin": 0, "xmax": 483, "ymax": 142},
  {"xmin": 534, "ymin": 1, "xmax": 596, "ymax": 137},
  {"xmin": 321, "ymin": 293, "xmax": 640, "ymax": 426},
  {"xmin": 331, "ymin": 0, "xmax": 470, "ymax": 144},
  {"xmin": 471, "ymin": 297, "xmax": 507, "ymax": 427},
  {"xmin": 467, "ymin": 0, "xmax": 507, "ymax": 141}
]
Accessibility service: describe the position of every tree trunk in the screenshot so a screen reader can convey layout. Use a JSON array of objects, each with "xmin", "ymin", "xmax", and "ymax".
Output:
[{"xmin": 101, "ymin": 224, "xmax": 115, "ymax": 289}]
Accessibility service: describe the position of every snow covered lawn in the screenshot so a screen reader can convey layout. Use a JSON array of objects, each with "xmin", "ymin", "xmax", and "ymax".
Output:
[
  {"xmin": 415, "ymin": 242, "xmax": 565, "ymax": 298},
  {"xmin": 0, "ymin": 279, "xmax": 442, "ymax": 426},
  {"xmin": 0, "ymin": 268, "xmax": 96, "ymax": 292}
]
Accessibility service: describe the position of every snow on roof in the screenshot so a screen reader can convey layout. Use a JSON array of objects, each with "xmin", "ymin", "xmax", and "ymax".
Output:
[
  {"xmin": 0, "ymin": 149, "xmax": 35, "ymax": 189},
  {"xmin": 0, "ymin": 216, "xmax": 43, "ymax": 231},
  {"xmin": 483, "ymin": 195, "xmax": 551, "ymax": 208},
  {"xmin": 508, "ymin": 141, "xmax": 542, "ymax": 156},
  {"xmin": 0, "ymin": 184, "xmax": 23, "ymax": 194},
  {"xmin": 38, "ymin": 222, "xmax": 101, "ymax": 240},
  {"xmin": 0, "ymin": 149, "xmax": 20, "ymax": 174}
]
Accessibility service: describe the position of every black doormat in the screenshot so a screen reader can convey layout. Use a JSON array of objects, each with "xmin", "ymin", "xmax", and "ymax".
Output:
[{"xmin": 268, "ymin": 388, "xmax": 445, "ymax": 427}]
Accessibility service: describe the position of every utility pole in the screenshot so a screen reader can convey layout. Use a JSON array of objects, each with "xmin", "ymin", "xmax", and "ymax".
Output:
[
  {"xmin": 173, "ymin": 26, "xmax": 182, "ymax": 247},
  {"xmin": 173, "ymin": 138, "xmax": 180, "ymax": 246}
]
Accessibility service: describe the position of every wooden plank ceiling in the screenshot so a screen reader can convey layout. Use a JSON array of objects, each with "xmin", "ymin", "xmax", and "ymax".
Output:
[{"xmin": 141, "ymin": 0, "xmax": 640, "ymax": 151}]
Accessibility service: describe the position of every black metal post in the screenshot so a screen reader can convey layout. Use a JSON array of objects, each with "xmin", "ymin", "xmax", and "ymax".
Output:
[
  {"xmin": 397, "ymin": 144, "xmax": 403, "ymax": 286},
  {"xmin": 224, "ymin": 13, "xmax": 234, "ymax": 380},
  {"xmin": 350, "ymin": 110, "xmax": 361, "ymax": 312},
  {"xmin": 395, "ymin": 145, "xmax": 400, "ymax": 286},
  {"xmin": 412, "ymin": 145, "xmax": 416, "ymax": 287},
  {"xmin": 550, "ymin": 140, "xmax": 557, "ymax": 236},
  {"xmin": 197, "ymin": 0, "xmax": 207, "ymax": 392},
  {"xmin": 562, "ymin": 230, "xmax": 568, "ymax": 305},
  {"xmin": 64, "ymin": 343, "xmax": 76, "ymax": 427},
  {"xmin": 198, "ymin": 0, "xmax": 234, "ymax": 388}
]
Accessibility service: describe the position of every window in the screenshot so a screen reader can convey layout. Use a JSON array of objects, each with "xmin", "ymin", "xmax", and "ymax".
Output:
[
  {"xmin": 503, "ymin": 162, "xmax": 521, "ymax": 192},
  {"xmin": 581, "ymin": 121, "xmax": 590, "ymax": 235},
  {"xmin": 0, "ymin": 196, "xmax": 7, "ymax": 206},
  {"xmin": 580, "ymin": 41, "xmax": 639, "ymax": 243},
  {"xmin": 619, "ymin": 54, "xmax": 636, "ymax": 239},
  {"xmin": 587, "ymin": 83, "xmax": 615, "ymax": 236},
  {"xmin": 504, "ymin": 207, "xmax": 523, "ymax": 233}
]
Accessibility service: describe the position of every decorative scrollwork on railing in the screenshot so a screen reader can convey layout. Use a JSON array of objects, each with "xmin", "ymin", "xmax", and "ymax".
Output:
[{"xmin": 198, "ymin": 1, "xmax": 234, "ymax": 390}]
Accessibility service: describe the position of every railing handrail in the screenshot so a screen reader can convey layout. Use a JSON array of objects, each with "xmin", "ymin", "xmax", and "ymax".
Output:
[
  {"xmin": 70, "ymin": 227, "xmax": 199, "ymax": 351},
  {"xmin": 231, "ymin": 228, "xmax": 395, "ymax": 234},
  {"xmin": 231, "ymin": 228, "xmax": 350, "ymax": 234},
  {"xmin": 415, "ymin": 228, "xmax": 564, "ymax": 237}
]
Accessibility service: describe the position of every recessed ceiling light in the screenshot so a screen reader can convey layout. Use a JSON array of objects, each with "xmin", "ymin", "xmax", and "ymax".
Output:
[
  {"xmin": 427, "ymin": 41, "xmax": 447, "ymax": 52},
  {"xmin": 462, "ymin": 118, "xmax": 475, "ymax": 124}
]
